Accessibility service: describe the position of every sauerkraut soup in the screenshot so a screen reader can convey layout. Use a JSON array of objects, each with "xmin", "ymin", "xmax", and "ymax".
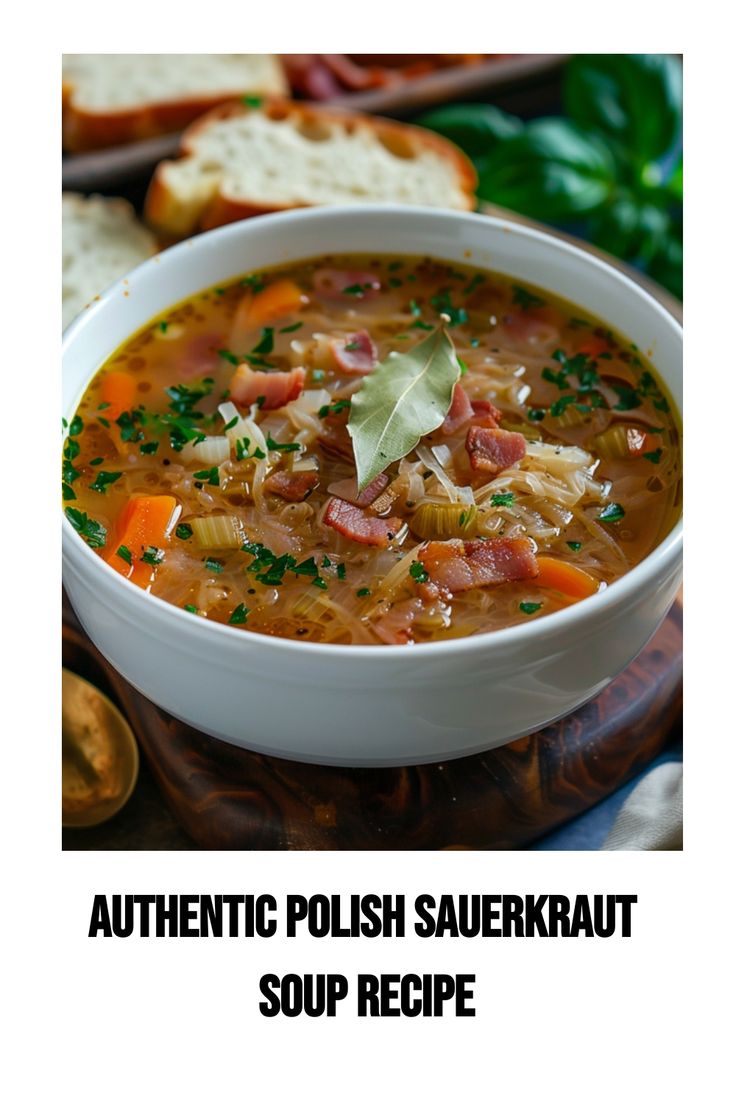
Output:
[{"xmin": 63, "ymin": 255, "xmax": 681, "ymax": 646}]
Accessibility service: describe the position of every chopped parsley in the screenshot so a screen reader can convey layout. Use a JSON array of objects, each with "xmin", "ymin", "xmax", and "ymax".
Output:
[
  {"xmin": 252, "ymin": 327, "xmax": 275, "ymax": 355},
  {"xmin": 430, "ymin": 289, "xmax": 468, "ymax": 327},
  {"xmin": 465, "ymin": 273, "xmax": 485, "ymax": 296},
  {"xmin": 184, "ymin": 604, "xmax": 198, "ymax": 615},
  {"xmin": 512, "ymin": 285, "xmax": 545, "ymax": 310},
  {"xmin": 242, "ymin": 94, "xmax": 263, "ymax": 107},
  {"xmin": 336, "ymin": 563, "xmax": 347, "ymax": 580},
  {"xmin": 457, "ymin": 355, "xmax": 468, "ymax": 375},
  {"xmin": 342, "ymin": 282, "xmax": 378, "ymax": 297},
  {"xmin": 218, "ymin": 348, "xmax": 240, "ymax": 366},
  {"xmin": 141, "ymin": 546, "xmax": 164, "ymax": 565},
  {"xmin": 193, "ymin": 466, "xmax": 220, "ymax": 486},
  {"xmin": 89, "ymin": 457, "xmax": 104, "ymax": 467},
  {"xmin": 312, "ymin": 577, "xmax": 328, "ymax": 589},
  {"xmin": 527, "ymin": 408, "xmax": 546, "ymax": 422},
  {"xmin": 116, "ymin": 545, "xmax": 133, "ymax": 566},
  {"xmin": 228, "ymin": 603, "xmax": 250, "ymax": 624},
  {"xmin": 240, "ymin": 273, "xmax": 265, "ymax": 292},
  {"xmin": 519, "ymin": 601, "xmax": 543, "ymax": 615},
  {"xmin": 165, "ymin": 378, "xmax": 214, "ymax": 415},
  {"xmin": 65, "ymin": 507, "xmax": 107, "ymax": 549},
  {"xmin": 159, "ymin": 321, "xmax": 169, "ymax": 333},
  {"xmin": 68, "ymin": 415, "xmax": 83, "ymax": 437},
  {"xmin": 139, "ymin": 440, "xmax": 159, "ymax": 455},
  {"xmin": 175, "ymin": 523, "xmax": 193, "ymax": 541},
  {"xmin": 318, "ymin": 399, "xmax": 351, "ymax": 418},
  {"xmin": 566, "ymin": 541, "xmax": 582, "ymax": 552},
  {"xmin": 204, "ymin": 557, "xmax": 224, "ymax": 574},
  {"xmin": 292, "ymin": 557, "xmax": 319, "ymax": 577},
  {"xmin": 410, "ymin": 561, "xmax": 430, "ymax": 584},
  {"xmin": 62, "ymin": 482, "xmax": 77, "ymax": 501},
  {"xmin": 115, "ymin": 409, "xmax": 145, "ymax": 444},
  {"xmin": 491, "ymin": 492, "xmax": 515, "ymax": 507},
  {"xmin": 643, "ymin": 448, "xmax": 663, "ymax": 464},
  {"xmin": 410, "ymin": 320, "xmax": 434, "ymax": 331},
  {"xmin": 280, "ymin": 322, "xmax": 303, "ymax": 333},
  {"xmin": 356, "ymin": 587, "xmax": 371, "ymax": 597},
  {"xmin": 266, "ymin": 434, "xmax": 301, "ymax": 452},
  {"xmin": 599, "ymin": 503, "xmax": 626, "ymax": 523},
  {"xmin": 89, "ymin": 470, "xmax": 122, "ymax": 494}
]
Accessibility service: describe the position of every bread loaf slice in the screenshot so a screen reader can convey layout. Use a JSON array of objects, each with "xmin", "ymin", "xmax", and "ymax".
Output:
[
  {"xmin": 62, "ymin": 194, "xmax": 157, "ymax": 330},
  {"xmin": 145, "ymin": 100, "xmax": 477, "ymax": 238},
  {"xmin": 62, "ymin": 54, "xmax": 287, "ymax": 151}
]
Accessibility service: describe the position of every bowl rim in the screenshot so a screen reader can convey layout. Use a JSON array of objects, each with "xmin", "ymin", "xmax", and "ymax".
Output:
[{"xmin": 62, "ymin": 203, "xmax": 683, "ymax": 660}]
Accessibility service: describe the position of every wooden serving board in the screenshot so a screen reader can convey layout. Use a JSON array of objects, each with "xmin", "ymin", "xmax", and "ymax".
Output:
[{"xmin": 62, "ymin": 599, "xmax": 682, "ymax": 850}]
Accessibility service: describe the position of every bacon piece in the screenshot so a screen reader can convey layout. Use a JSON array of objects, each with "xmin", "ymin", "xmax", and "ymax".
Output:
[
  {"xmin": 330, "ymin": 330, "xmax": 378, "ymax": 375},
  {"xmin": 419, "ymin": 538, "xmax": 539, "ymax": 594},
  {"xmin": 326, "ymin": 472, "xmax": 389, "ymax": 507},
  {"xmin": 230, "ymin": 364, "xmax": 305, "ymax": 411},
  {"xmin": 465, "ymin": 425, "xmax": 526, "ymax": 474},
  {"xmin": 264, "ymin": 470, "xmax": 319, "ymax": 502},
  {"xmin": 372, "ymin": 598, "xmax": 423, "ymax": 645},
  {"xmin": 323, "ymin": 497, "xmax": 402, "ymax": 547},
  {"xmin": 177, "ymin": 333, "xmax": 225, "ymax": 378},
  {"xmin": 470, "ymin": 399, "xmax": 502, "ymax": 428},
  {"xmin": 313, "ymin": 268, "xmax": 382, "ymax": 301},
  {"xmin": 441, "ymin": 383, "xmax": 474, "ymax": 434},
  {"xmin": 500, "ymin": 307, "xmax": 560, "ymax": 349}
]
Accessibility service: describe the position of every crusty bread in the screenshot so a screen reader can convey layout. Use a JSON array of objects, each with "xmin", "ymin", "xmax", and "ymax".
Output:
[
  {"xmin": 62, "ymin": 194, "xmax": 157, "ymax": 330},
  {"xmin": 62, "ymin": 54, "xmax": 287, "ymax": 151},
  {"xmin": 145, "ymin": 100, "xmax": 477, "ymax": 238}
]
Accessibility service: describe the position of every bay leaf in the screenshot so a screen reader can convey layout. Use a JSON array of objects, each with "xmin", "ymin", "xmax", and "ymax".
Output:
[{"xmin": 347, "ymin": 327, "xmax": 461, "ymax": 491}]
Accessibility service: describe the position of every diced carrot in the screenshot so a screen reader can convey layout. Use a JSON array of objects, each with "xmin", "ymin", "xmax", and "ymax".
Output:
[
  {"xmin": 106, "ymin": 495, "xmax": 180, "ymax": 590},
  {"xmin": 232, "ymin": 278, "xmax": 306, "ymax": 333},
  {"xmin": 100, "ymin": 371, "xmax": 138, "ymax": 421},
  {"xmin": 534, "ymin": 556, "xmax": 601, "ymax": 602}
]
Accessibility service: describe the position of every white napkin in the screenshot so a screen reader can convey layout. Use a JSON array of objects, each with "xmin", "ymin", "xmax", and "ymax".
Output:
[{"xmin": 601, "ymin": 762, "xmax": 683, "ymax": 850}]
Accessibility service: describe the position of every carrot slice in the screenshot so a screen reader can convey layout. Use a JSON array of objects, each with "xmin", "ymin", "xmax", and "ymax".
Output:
[
  {"xmin": 534, "ymin": 556, "xmax": 600, "ymax": 602},
  {"xmin": 106, "ymin": 495, "xmax": 180, "ymax": 589},
  {"xmin": 232, "ymin": 278, "xmax": 306, "ymax": 333},
  {"xmin": 100, "ymin": 371, "xmax": 138, "ymax": 421},
  {"xmin": 577, "ymin": 335, "xmax": 610, "ymax": 358}
]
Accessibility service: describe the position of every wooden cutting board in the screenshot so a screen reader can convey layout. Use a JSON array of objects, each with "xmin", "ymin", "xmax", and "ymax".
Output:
[{"xmin": 62, "ymin": 599, "xmax": 681, "ymax": 850}]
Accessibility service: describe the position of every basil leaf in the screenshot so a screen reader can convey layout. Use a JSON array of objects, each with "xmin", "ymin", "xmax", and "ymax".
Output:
[
  {"xmin": 347, "ymin": 327, "xmax": 461, "ymax": 491},
  {"xmin": 415, "ymin": 103, "xmax": 523, "ymax": 159},
  {"xmin": 564, "ymin": 54, "xmax": 682, "ymax": 167},
  {"xmin": 477, "ymin": 118, "xmax": 616, "ymax": 219}
]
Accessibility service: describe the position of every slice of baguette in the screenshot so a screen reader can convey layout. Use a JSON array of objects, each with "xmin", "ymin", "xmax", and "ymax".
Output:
[
  {"xmin": 145, "ymin": 100, "xmax": 477, "ymax": 238},
  {"xmin": 62, "ymin": 194, "xmax": 157, "ymax": 330},
  {"xmin": 62, "ymin": 54, "xmax": 288, "ymax": 151}
]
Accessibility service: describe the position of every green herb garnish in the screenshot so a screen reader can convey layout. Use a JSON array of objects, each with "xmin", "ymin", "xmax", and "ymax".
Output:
[
  {"xmin": 176, "ymin": 523, "xmax": 193, "ymax": 541},
  {"xmin": 116, "ymin": 545, "xmax": 133, "ymax": 566},
  {"xmin": 280, "ymin": 322, "xmax": 303, "ymax": 333},
  {"xmin": 252, "ymin": 327, "xmax": 275, "ymax": 355},
  {"xmin": 512, "ymin": 285, "xmax": 545, "ymax": 310},
  {"xmin": 599, "ymin": 502, "xmax": 626, "ymax": 523},
  {"xmin": 566, "ymin": 541, "xmax": 582, "ymax": 552},
  {"xmin": 643, "ymin": 448, "xmax": 663, "ymax": 464},
  {"xmin": 65, "ymin": 508, "xmax": 107, "ymax": 549},
  {"xmin": 228, "ymin": 603, "xmax": 250, "ymax": 624},
  {"xmin": 204, "ymin": 557, "xmax": 224, "ymax": 574},
  {"xmin": 491, "ymin": 492, "xmax": 515, "ymax": 507},
  {"xmin": 90, "ymin": 470, "xmax": 122, "ymax": 494},
  {"xmin": 410, "ymin": 561, "xmax": 430, "ymax": 584},
  {"xmin": 356, "ymin": 587, "xmax": 371, "ymax": 597},
  {"xmin": 519, "ymin": 601, "xmax": 543, "ymax": 615},
  {"xmin": 266, "ymin": 435, "xmax": 301, "ymax": 453},
  {"xmin": 141, "ymin": 546, "xmax": 164, "ymax": 565},
  {"xmin": 193, "ymin": 467, "xmax": 220, "ymax": 486}
]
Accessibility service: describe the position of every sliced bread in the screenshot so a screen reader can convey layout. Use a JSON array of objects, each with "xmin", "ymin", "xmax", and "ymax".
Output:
[
  {"xmin": 62, "ymin": 54, "xmax": 288, "ymax": 151},
  {"xmin": 62, "ymin": 193, "xmax": 157, "ymax": 330},
  {"xmin": 144, "ymin": 100, "xmax": 477, "ymax": 238}
]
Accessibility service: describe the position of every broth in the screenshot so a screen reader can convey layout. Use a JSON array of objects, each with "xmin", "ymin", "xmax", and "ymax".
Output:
[{"xmin": 63, "ymin": 255, "xmax": 681, "ymax": 645}]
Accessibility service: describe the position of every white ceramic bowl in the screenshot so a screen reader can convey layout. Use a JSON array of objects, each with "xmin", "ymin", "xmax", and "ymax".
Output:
[{"xmin": 62, "ymin": 206, "xmax": 682, "ymax": 767}]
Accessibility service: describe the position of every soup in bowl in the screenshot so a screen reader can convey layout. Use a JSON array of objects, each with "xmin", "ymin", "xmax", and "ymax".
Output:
[{"xmin": 62, "ymin": 206, "xmax": 682, "ymax": 765}]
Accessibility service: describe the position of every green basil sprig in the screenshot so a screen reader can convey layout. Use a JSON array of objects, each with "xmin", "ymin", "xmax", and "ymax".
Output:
[{"xmin": 417, "ymin": 54, "xmax": 682, "ymax": 298}]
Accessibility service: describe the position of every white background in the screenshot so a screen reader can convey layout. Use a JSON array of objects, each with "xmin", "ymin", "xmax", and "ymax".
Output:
[{"xmin": 3, "ymin": 3, "xmax": 732, "ymax": 1100}]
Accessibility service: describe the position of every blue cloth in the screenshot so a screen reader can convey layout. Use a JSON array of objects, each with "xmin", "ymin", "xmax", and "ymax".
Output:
[{"xmin": 528, "ymin": 740, "xmax": 683, "ymax": 850}]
